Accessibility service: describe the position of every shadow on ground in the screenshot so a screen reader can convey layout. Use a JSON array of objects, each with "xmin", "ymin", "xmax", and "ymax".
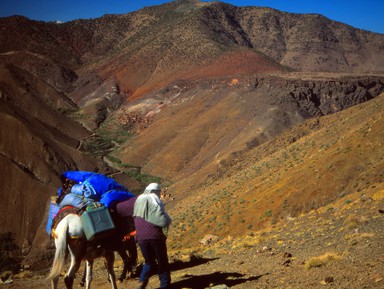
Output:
[
  {"xmin": 169, "ymin": 257, "xmax": 219, "ymax": 272},
  {"xmin": 132, "ymin": 257, "xmax": 267, "ymax": 288},
  {"xmin": 168, "ymin": 271, "xmax": 265, "ymax": 288}
]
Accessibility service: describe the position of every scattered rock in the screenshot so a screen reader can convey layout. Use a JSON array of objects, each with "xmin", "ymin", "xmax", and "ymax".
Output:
[
  {"xmin": 283, "ymin": 252, "xmax": 292, "ymax": 258},
  {"xmin": 262, "ymin": 246, "xmax": 272, "ymax": 252},
  {"xmin": 21, "ymin": 264, "xmax": 31, "ymax": 270},
  {"xmin": 199, "ymin": 234, "xmax": 219, "ymax": 246},
  {"xmin": 0, "ymin": 272, "xmax": 13, "ymax": 285},
  {"xmin": 320, "ymin": 276, "xmax": 334, "ymax": 285},
  {"xmin": 360, "ymin": 195, "xmax": 372, "ymax": 202},
  {"xmin": 282, "ymin": 259, "xmax": 291, "ymax": 266},
  {"xmin": 0, "ymin": 272, "xmax": 12, "ymax": 282}
]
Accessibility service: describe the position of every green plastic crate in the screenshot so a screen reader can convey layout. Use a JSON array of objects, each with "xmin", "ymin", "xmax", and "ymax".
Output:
[{"xmin": 80, "ymin": 206, "xmax": 115, "ymax": 241}]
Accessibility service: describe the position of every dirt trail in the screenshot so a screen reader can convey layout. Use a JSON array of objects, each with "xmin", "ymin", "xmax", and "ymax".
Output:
[{"xmin": 5, "ymin": 191, "xmax": 384, "ymax": 289}]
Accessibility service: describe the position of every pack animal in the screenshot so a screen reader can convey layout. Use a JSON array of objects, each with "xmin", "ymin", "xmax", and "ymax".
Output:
[
  {"xmin": 47, "ymin": 214, "xmax": 118, "ymax": 289},
  {"xmin": 53, "ymin": 174, "xmax": 138, "ymax": 283},
  {"xmin": 79, "ymin": 232, "xmax": 138, "ymax": 285},
  {"xmin": 49, "ymin": 171, "xmax": 138, "ymax": 287}
]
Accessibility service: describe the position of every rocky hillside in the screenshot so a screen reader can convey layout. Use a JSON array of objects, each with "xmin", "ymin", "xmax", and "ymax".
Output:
[
  {"xmin": 114, "ymin": 75, "xmax": 383, "ymax": 182},
  {"xmin": 0, "ymin": 56, "xmax": 133, "ymax": 258},
  {"xmin": 0, "ymin": 0, "xmax": 383, "ymax": 272},
  {"xmin": 1, "ymin": 1, "xmax": 383, "ymax": 99},
  {"xmin": 165, "ymin": 90, "xmax": 384, "ymax": 249}
]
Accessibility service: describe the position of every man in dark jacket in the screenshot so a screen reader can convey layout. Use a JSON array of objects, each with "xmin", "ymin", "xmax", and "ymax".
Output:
[{"xmin": 118, "ymin": 183, "xmax": 172, "ymax": 289}]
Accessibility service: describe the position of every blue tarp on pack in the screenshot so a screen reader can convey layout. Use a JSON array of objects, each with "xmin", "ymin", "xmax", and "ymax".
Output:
[
  {"xmin": 60, "ymin": 171, "xmax": 133, "ymax": 208},
  {"xmin": 100, "ymin": 190, "xmax": 135, "ymax": 208},
  {"xmin": 63, "ymin": 171, "xmax": 128, "ymax": 196},
  {"xmin": 46, "ymin": 201, "xmax": 60, "ymax": 235},
  {"xmin": 59, "ymin": 193, "xmax": 89, "ymax": 209}
]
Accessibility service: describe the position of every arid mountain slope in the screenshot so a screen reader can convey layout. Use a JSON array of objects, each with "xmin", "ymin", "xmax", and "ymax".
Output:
[
  {"xmin": 165, "ymin": 91, "xmax": 384, "ymax": 248},
  {"xmin": 0, "ymin": 59, "xmax": 132, "ymax": 256},
  {"xmin": 114, "ymin": 75, "xmax": 383, "ymax": 182}
]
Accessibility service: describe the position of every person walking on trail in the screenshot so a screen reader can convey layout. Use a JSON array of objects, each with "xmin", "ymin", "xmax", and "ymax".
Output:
[{"xmin": 133, "ymin": 183, "xmax": 172, "ymax": 289}]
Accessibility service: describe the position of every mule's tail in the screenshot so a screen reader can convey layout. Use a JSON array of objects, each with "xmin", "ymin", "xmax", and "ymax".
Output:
[{"xmin": 47, "ymin": 218, "xmax": 68, "ymax": 280}]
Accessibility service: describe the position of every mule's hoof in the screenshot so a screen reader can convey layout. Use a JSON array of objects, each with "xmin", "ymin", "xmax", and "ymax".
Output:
[{"xmin": 64, "ymin": 276, "xmax": 74, "ymax": 288}]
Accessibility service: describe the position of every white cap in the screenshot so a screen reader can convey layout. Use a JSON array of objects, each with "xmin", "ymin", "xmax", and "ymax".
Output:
[{"xmin": 145, "ymin": 183, "xmax": 161, "ymax": 192}]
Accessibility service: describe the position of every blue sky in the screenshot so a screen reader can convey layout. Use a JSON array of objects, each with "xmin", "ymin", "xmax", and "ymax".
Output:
[{"xmin": 1, "ymin": 0, "xmax": 383, "ymax": 34}]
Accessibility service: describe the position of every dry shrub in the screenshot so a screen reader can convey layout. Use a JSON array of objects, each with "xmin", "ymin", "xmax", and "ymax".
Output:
[
  {"xmin": 372, "ymin": 188, "xmax": 384, "ymax": 201},
  {"xmin": 304, "ymin": 252, "xmax": 343, "ymax": 270},
  {"xmin": 343, "ymin": 216, "xmax": 360, "ymax": 230},
  {"xmin": 230, "ymin": 233, "xmax": 264, "ymax": 250},
  {"xmin": 344, "ymin": 214, "xmax": 369, "ymax": 231},
  {"xmin": 345, "ymin": 232, "xmax": 375, "ymax": 245}
]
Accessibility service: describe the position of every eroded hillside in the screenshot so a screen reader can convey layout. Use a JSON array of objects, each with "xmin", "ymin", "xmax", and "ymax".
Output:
[
  {"xmin": 165, "ymin": 92, "xmax": 384, "ymax": 249},
  {"xmin": 113, "ymin": 75, "xmax": 383, "ymax": 182},
  {"xmin": 103, "ymin": 75, "xmax": 383, "ymax": 248}
]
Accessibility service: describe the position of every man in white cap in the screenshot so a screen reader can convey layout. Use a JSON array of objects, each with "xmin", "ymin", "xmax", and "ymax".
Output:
[{"xmin": 133, "ymin": 183, "xmax": 172, "ymax": 289}]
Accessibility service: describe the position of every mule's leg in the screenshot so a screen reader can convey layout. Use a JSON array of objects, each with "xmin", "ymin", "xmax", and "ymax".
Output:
[
  {"xmin": 104, "ymin": 251, "xmax": 118, "ymax": 289},
  {"xmin": 63, "ymin": 247, "xmax": 77, "ymax": 289},
  {"xmin": 80, "ymin": 263, "xmax": 87, "ymax": 287},
  {"xmin": 51, "ymin": 275, "xmax": 59, "ymax": 289},
  {"xmin": 64, "ymin": 258, "xmax": 82, "ymax": 289},
  {"xmin": 117, "ymin": 249, "xmax": 129, "ymax": 282},
  {"xmin": 64, "ymin": 241, "xmax": 85, "ymax": 289},
  {"xmin": 85, "ymin": 260, "xmax": 93, "ymax": 289}
]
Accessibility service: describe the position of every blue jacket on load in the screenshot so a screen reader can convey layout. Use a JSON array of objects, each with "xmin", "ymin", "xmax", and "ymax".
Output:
[{"xmin": 61, "ymin": 171, "xmax": 134, "ymax": 208}]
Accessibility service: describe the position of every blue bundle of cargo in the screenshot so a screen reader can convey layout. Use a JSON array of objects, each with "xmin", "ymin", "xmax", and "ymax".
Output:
[{"xmin": 47, "ymin": 171, "xmax": 135, "ymax": 240}]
